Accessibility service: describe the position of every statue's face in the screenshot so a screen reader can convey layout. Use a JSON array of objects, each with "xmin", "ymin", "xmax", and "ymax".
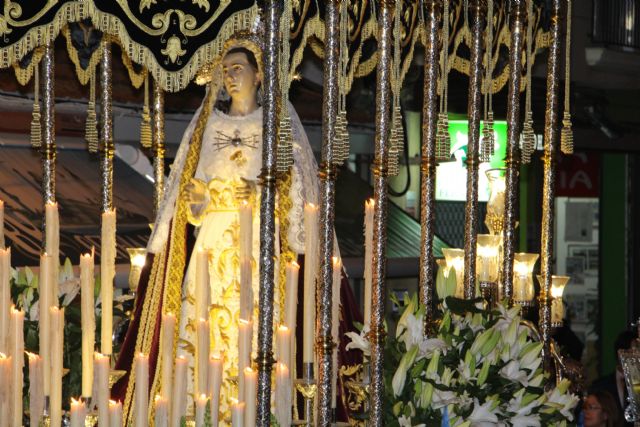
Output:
[{"xmin": 222, "ymin": 51, "xmax": 260, "ymax": 103}]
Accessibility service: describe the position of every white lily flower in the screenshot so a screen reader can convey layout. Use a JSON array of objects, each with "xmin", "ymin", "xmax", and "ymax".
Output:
[
  {"xmin": 398, "ymin": 414, "xmax": 426, "ymax": 427},
  {"xmin": 468, "ymin": 398, "xmax": 499, "ymax": 425},
  {"xmin": 392, "ymin": 344, "xmax": 419, "ymax": 396},
  {"xmin": 418, "ymin": 338, "xmax": 448, "ymax": 358},
  {"xmin": 399, "ymin": 312, "xmax": 424, "ymax": 350},
  {"xmin": 499, "ymin": 360, "xmax": 529, "ymax": 386},
  {"xmin": 431, "ymin": 389, "xmax": 457, "ymax": 409},
  {"xmin": 457, "ymin": 359, "xmax": 473, "ymax": 383},
  {"xmin": 396, "ymin": 298, "xmax": 417, "ymax": 339},
  {"xmin": 545, "ymin": 387, "xmax": 579, "ymax": 421},
  {"xmin": 345, "ymin": 329, "xmax": 370, "ymax": 357},
  {"xmin": 511, "ymin": 415, "xmax": 541, "ymax": 427}
]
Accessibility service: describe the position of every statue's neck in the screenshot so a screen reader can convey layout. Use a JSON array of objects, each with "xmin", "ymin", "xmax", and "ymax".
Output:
[{"xmin": 228, "ymin": 97, "xmax": 259, "ymax": 117}]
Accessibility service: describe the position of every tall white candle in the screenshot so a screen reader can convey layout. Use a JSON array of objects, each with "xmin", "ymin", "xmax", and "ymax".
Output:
[
  {"xmin": 70, "ymin": 398, "xmax": 86, "ymax": 427},
  {"xmin": 284, "ymin": 261, "xmax": 299, "ymax": 330},
  {"xmin": 196, "ymin": 319, "xmax": 210, "ymax": 396},
  {"xmin": 195, "ymin": 248, "xmax": 210, "ymax": 322},
  {"xmin": 160, "ymin": 313, "xmax": 176, "ymax": 401},
  {"xmin": 154, "ymin": 395, "xmax": 168, "ymax": 427},
  {"xmin": 10, "ymin": 307, "xmax": 24, "ymax": 427},
  {"xmin": 208, "ymin": 354, "xmax": 223, "ymax": 427},
  {"xmin": 94, "ymin": 352, "xmax": 110, "ymax": 426},
  {"xmin": 195, "ymin": 393, "xmax": 207, "ymax": 427},
  {"xmin": 27, "ymin": 353, "xmax": 44, "ymax": 427},
  {"xmin": 100, "ymin": 209, "xmax": 116, "ymax": 355},
  {"xmin": 45, "ymin": 202, "xmax": 60, "ymax": 301},
  {"xmin": 237, "ymin": 319, "xmax": 252, "ymax": 399},
  {"xmin": 0, "ymin": 199, "xmax": 5, "ymax": 249},
  {"xmin": 239, "ymin": 201, "xmax": 252, "ymax": 260},
  {"xmin": 0, "ymin": 248, "xmax": 10, "ymax": 355},
  {"xmin": 171, "ymin": 356, "xmax": 188, "ymax": 427},
  {"xmin": 364, "ymin": 199, "xmax": 374, "ymax": 327},
  {"xmin": 275, "ymin": 363, "xmax": 292, "ymax": 427},
  {"xmin": 231, "ymin": 399, "xmax": 244, "ymax": 427},
  {"xmin": 50, "ymin": 307, "xmax": 64, "ymax": 427},
  {"xmin": 276, "ymin": 325, "xmax": 292, "ymax": 370},
  {"xmin": 239, "ymin": 201, "xmax": 253, "ymax": 322},
  {"xmin": 134, "ymin": 353, "xmax": 149, "ymax": 427},
  {"xmin": 331, "ymin": 256, "xmax": 342, "ymax": 409},
  {"xmin": 80, "ymin": 250, "xmax": 95, "ymax": 398},
  {"xmin": 0, "ymin": 353, "xmax": 10, "ymax": 418},
  {"xmin": 109, "ymin": 400, "xmax": 123, "ymax": 427},
  {"xmin": 38, "ymin": 253, "xmax": 53, "ymax": 396},
  {"xmin": 303, "ymin": 203, "xmax": 319, "ymax": 363},
  {"xmin": 243, "ymin": 367, "xmax": 257, "ymax": 427},
  {"xmin": 239, "ymin": 258, "xmax": 253, "ymax": 321}
]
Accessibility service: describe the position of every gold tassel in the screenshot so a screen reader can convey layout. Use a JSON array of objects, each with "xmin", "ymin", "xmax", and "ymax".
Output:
[
  {"xmin": 30, "ymin": 62, "xmax": 42, "ymax": 148},
  {"xmin": 521, "ymin": 111, "xmax": 535, "ymax": 164},
  {"xmin": 435, "ymin": 112, "xmax": 451, "ymax": 162},
  {"xmin": 85, "ymin": 67, "xmax": 99, "ymax": 153},
  {"xmin": 560, "ymin": 111, "xmax": 574, "ymax": 155},
  {"xmin": 140, "ymin": 73, "xmax": 153, "ymax": 149},
  {"xmin": 560, "ymin": 0, "xmax": 573, "ymax": 155},
  {"xmin": 480, "ymin": 111, "xmax": 495, "ymax": 163},
  {"xmin": 277, "ymin": 115, "xmax": 293, "ymax": 173},
  {"xmin": 333, "ymin": 109, "xmax": 350, "ymax": 166},
  {"xmin": 388, "ymin": 106, "xmax": 403, "ymax": 176}
]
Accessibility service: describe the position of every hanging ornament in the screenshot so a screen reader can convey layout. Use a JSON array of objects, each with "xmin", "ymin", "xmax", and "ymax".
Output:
[
  {"xmin": 276, "ymin": 0, "xmax": 294, "ymax": 173},
  {"xmin": 333, "ymin": 0, "xmax": 351, "ymax": 167},
  {"xmin": 85, "ymin": 66, "xmax": 99, "ymax": 153},
  {"xmin": 521, "ymin": 0, "xmax": 536, "ymax": 164},
  {"xmin": 481, "ymin": 111, "xmax": 495, "ymax": 163},
  {"xmin": 560, "ymin": 0, "xmax": 573, "ymax": 155},
  {"xmin": 521, "ymin": 111, "xmax": 536, "ymax": 164},
  {"xmin": 435, "ymin": 0, "xmax": 451, "ymax": 162},
  {"xmin": 480, "ymin": 0, "xmax": 495, "ymax": 164},
  {"xmin": 30, "ymin": 61, "xmax": 42, "ymax": 149},
  {"xmin": 140, "ymin": 73, "xmax": 153, "ymax": 149}
]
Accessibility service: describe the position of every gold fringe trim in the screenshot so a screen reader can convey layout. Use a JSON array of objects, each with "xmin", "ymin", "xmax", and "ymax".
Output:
[
  {"xmin": 62, "ymin": 24, "xmax": 102, "ymax": 86},
  {"xmin": 12, "ymin": 47, "xmax": 44, "ymax": 86},
  {"xmin": 83, "ymin": 2, "xmax": 258, "ymax": 92},
  {"xmin": 1, "ymin": 2, "xmax": 552, "ymax": 95}
]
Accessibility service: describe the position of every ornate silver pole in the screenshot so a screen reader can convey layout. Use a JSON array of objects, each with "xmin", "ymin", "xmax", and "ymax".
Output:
[
  {"xmin": 316, "ymin": 0, "xmax": 341, "ymax": 425},
  {"xmin": 419, "ymin": 0, "xmax": 443, "ymax": 333},
  {"xmin": 256, "ymin": 1, "xmax": 282, "ymax": 425},
  {"xmin": 501, "ymin": 0, "xmax": 526, "ymax": 302},
  {"xmin": 462, "ymin": 0, "xmax": 487, "ymax": 299},
  {"xmin": 152, "ymin": 80, "xmax": 165, "ymax": 214},
  {"xmin": 100, "ymin": 40, "xmax": 114, "ymax": 213},
  {"xmin": 369, "ymin": 1, "xmax": 394, "ymax": 425},
  {"xmin": 539, "ymin": 0, "xmax": 564, "ymax": 370},
  {"xmin": 41, "ymin": 43, "xmax": 56, "ymax": 206}
]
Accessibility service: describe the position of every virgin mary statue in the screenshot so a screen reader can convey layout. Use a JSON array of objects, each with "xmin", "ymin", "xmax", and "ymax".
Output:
[{"xmin": 113, "ymin": 30, "xmax": 322, "ymax": 422}]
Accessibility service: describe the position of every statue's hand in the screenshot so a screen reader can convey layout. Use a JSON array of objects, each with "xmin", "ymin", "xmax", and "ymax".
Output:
[
  {"xmin": 185, "ymin": 178, "xmax": 207, "ymax": 205},
  {"xmin": 233, "ymin": 178, "xmax": 255, "ymax": 201}
]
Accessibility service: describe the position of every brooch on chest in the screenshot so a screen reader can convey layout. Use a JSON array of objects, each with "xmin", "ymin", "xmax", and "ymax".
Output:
[{"xmin": 214, "ymin": 129, "xmax": 259, "ymax": 151}]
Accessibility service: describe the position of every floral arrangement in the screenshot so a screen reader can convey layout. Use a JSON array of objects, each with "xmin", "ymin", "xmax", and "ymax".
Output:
[
  {"xmin": 346, "ymin": 294, "xmax": 579, "ymax": 426},
  {"xmin": 10, "ymin": 258, "xmax": 130, "ymax": 407}
]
